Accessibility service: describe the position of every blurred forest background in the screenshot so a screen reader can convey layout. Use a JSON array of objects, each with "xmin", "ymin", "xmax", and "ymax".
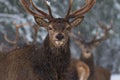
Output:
[{"xmin": 0, "ymin": 0, "xmax": 120, "ymax": 74}]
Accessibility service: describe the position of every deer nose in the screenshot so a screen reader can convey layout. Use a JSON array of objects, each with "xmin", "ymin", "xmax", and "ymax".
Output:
[{"xmin": 56, "ymin": 33, "xmax": 64, "ymax": 40}]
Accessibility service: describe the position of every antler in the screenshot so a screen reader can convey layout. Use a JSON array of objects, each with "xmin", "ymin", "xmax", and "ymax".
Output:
[
  {"xmin": 89, "ymin": 20, "xmax": 113, "ymax": 45},
  {"xmin": 65, "ymin": 0, "xmax": 96, "ymax": 19},
  {"xmin": 4, "ymin": 22, "xmax": 28, "ymax": 44},
  {"xmin": 44, "ymin": 0, "xmax": 53, "ymax": 18},
  {"xmin": 71, "ymin": 21, "xmax": 113, "ymax": 48},
  {"xmin": 4, "ymin": 22, "xmax": 39, "ymax": 45},
  {"xmin": 65, "ymin": 0, "xmax": 73, "ymax": 18},
  {"xmin": 20, "ymin": 0, "xmax": 53, "ymax": 19}
]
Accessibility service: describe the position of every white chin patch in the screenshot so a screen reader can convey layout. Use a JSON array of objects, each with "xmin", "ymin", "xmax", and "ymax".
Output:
[{"xmin": 55, "ymin": 41, "xmax": 63, "ymax": 46}]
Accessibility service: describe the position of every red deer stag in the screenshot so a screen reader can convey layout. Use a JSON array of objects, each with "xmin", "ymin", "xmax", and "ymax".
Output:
[
  {"xmin": 0, "ymin": 0, "xmax": 96, "ymax": 80},
  {"xmin": 71, "ymin": 21, "xmax": 112, "ymax": 80}
]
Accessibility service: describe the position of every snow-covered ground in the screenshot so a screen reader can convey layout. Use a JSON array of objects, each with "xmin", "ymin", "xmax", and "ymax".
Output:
[{"xmin": 111, "ymin": 74, "xmax": 120, "ymax": 80}]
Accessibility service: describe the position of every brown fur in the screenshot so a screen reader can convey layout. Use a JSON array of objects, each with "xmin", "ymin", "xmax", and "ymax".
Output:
[
  {"xmin": 0, "ymin": 32, "xmax": 92, "ymax": 80},
  {"xmin": 66, "ymin": 59, "xmax": 90, "ymax": 80},
  {"xmin": 95, "ymin": 66, "xmax": 111, "ymax": 80},
  {"xmin": 0, "ymin": 35, "xmax": 71, "ymax": 80}
]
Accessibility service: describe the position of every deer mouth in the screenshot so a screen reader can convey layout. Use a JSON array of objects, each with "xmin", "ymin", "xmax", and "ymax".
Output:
[
  {"xmin": 51, "ymin": 33, "xmax": 68, "ymax": 47},
  {"xmin": 53, "ymin": 40, "xmax": 65, "ymax": 47},
  {"xmin": 55, "ymin": 41, "xmax": 63, "ymax": 45}
]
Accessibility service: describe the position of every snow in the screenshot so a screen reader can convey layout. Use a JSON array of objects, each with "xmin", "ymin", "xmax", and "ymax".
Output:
[
  {"xmin": 114, "ymin": 0, "xmax": 120, "ymax": 11},
  {"xmin": 111, "ymin": 74, "xmax": 120, "ymax": 80}
]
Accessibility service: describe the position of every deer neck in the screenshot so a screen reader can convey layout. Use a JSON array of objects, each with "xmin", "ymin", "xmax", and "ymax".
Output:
[
  {"xmin": 43, "ymin": 35, "xmax": 71, "ymax": 73},
  {"xmin": 80, "ymin": 52, "xmax": 95, "ymax": 76}
]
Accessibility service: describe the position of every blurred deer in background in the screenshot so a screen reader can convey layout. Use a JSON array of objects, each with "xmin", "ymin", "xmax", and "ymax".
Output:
[
  {"xmin": 0, "ymin": 0, "xmax": 96, "ymax": 80},
  {"xmin": 71, "ymin": 21, "xmax": 112, "ymax": 80}
]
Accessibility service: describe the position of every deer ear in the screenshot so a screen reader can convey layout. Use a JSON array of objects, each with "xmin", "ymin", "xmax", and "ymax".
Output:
[
  {"xmin": 34, "ymin": 16, "xmax": 49, "ymax": 27},
  {"xmin": 70, "ymin": 16, "xmax": 84, "ymax": 27}
]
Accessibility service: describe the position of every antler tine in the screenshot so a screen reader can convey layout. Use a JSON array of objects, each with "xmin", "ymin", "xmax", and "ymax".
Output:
[
  {"xmin": 44, "ymin": 0, "xmax": 53, "ymax": 18},
  {"xmin": 4, "ymin": 33, "xmax": 18, "ymax": 45},
  {"xmin": 75, "ymin": 0, "xmax": 96, "ymax": 15},
  {"xmin": 65, "ymin": 0, "xmax": 73, "ymax": 18},
  {"xmin": 68, "ymin": 0, "xmax": 96, "ymax": 18},
  {"xmin": 4, "ymin": 22, "xmax": 20, "ymax": 44},
  {"xmin": 30, "ymin": 0, "xmax": 52, "ymax": 19},
  {"xmin": 21, "ymin": 0, "xmax": 47, "ymax": 19}
]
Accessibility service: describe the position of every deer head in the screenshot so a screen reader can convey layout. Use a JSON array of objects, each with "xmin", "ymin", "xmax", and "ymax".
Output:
[
  {"xmin": 20, "ymin": 0, "xmax": 96, "ymax": 48},
  {"xmin": 71, "ymin": 21, "xmax": 112, "ymax": 58}
]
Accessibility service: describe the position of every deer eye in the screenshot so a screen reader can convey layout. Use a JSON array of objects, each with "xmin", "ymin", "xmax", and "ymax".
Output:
[
  {"xmin": 65, "ymin": 26, "xmax": 69, "ymax": 30},
  {"xmin": 66, "ymin": 25, "xmax": 71, "ymax": 31},
  {"xmin": 48, "ymin": 27, "xmax": 52, "ymax": 30},
  {"xmin": 48, "ymin": 25, "xmax": 53, "ymax": 30}
]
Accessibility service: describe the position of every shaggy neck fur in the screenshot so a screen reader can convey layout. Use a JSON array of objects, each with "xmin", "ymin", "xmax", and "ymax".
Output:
[
  {"xmin": 80, "ymin": 53, "xmax": 95, "ymax": 77},
  {"xmin": 42, "ymin": 35, "xmax": 71, "ymax": 79},
  {"xmin": 28, "ymin": 35, "xmax": 71, "ymax": 80}
]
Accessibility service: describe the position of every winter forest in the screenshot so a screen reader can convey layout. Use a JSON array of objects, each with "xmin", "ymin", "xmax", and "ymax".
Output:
[{"xmin": 0, "ymin": 0, "xmax": 120, "ymax": 79}]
